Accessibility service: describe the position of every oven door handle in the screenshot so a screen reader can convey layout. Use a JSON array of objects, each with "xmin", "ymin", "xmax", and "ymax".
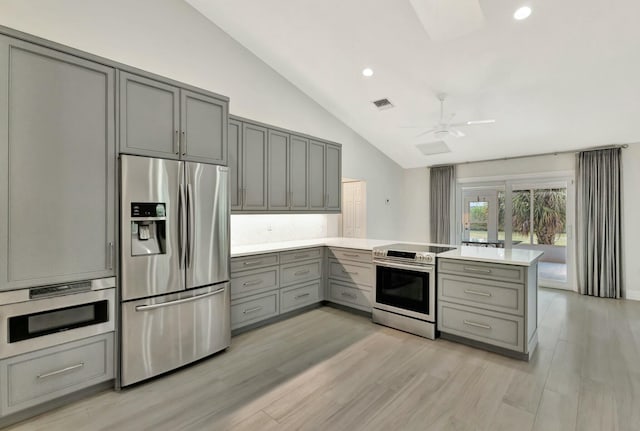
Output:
[
  {"xmin": 374, "ymin": 260, "xmax": 433, "ymax": 272},
  {"xmin": 135, "ymin": 287, "xmax": 225, "ymax": 311}
]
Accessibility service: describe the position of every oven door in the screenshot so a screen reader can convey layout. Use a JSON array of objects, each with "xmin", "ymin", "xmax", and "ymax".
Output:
[{"xmin": 374, "ymin": 260, "xmax": 435, "ymax": 321}]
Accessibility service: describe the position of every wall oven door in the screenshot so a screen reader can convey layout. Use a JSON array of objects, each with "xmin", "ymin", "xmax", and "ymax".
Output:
[{"xmin": 374, "ymin": 260, "xmax": 435, "ymax": 322}]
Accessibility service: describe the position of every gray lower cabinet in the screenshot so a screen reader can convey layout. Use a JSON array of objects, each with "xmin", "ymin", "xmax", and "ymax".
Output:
[
  {"xmin": 230, "ymin": 248, "xmax": 324, "ymax": 331},
  {"xmin": 120, "ymin": 72, "xmax": 229, "ymax": 165},
  {"xmin": 437, "ymin": 258, "xmax": 538, "ymax": 360},
  {"xmin": 242, "ymin": 122, "xmax": 268, "ymax": 210},
  {"xmin": 0, "ymin": 36, "xmax": 116, "ymax": 290},
  {"xmin": 325, "ymin": 248, "xmax": 374, "ymax": 312},
  {"xmin": 0, "ymin": 333, "xmax": 114, "ymax": 416},
  {"xmin": 228, "ymin": 118, "xmax": 243, "ymax": 210}
]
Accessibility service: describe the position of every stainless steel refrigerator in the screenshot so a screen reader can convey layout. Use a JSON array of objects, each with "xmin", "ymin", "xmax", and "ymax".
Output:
[{"xmin": 119, "ymin": 155, "xmax": 230, "ymax": 387}]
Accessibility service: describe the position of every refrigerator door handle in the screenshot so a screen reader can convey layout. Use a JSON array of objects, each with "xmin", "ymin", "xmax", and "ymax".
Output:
[
  {"xmin": 135, "ymin": 287, "xmax": 226, "ymax": 311},
  {"xmin": 187, "ymin": 182, "xmax": 195, "ymax": 268},
  {"xmin": 178, "ymin": 183, "xmax": 187, "ymax": 269}
]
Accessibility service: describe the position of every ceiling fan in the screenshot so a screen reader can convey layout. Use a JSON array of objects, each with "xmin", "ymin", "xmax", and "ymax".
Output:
[{"xmin": 410, "ymin": 94, "xmax": 495, "ymax": 139}]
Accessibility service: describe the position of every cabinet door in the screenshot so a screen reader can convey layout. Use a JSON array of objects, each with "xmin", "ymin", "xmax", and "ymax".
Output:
[
  {"xmin": 0, "ymin": 37, "xmax": 115, "ymax": 290},
  {"xmin": 268, "ymin": 130, "xmax": 289, "ymax": 210},
  {"xmin": 119, "ymin": 71, "xmax": 179, "ymax": 159},
  {"xmin": 242, "ymin": 123, "xmax": 268, "ymax": 210},
  {"xmin": 181, "ymin": 89, "xmax": 228, "ymax": 165},
  {"xmin": 228, "ymin": 119, "xmax": 243, "ymax": 211},
  {"xmin": 308, "ymin": 140, "xmax": 326, "ymax": 210},
  {"xmin": 289, "ymin": 135, "xmax": 309, "ymax": 210},
  {"xmin": 325, "ymin": 143, "xmax": 342, "ymax": 211}
]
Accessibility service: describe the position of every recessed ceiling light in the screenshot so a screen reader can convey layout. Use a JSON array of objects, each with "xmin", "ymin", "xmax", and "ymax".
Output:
[
  {"xmin": 362, "ymin": 68, "xmax": 374, "ymax": 77},
  {"xmin": 513, "ymin": 6, "xmax": 532, "ymax": 20}
]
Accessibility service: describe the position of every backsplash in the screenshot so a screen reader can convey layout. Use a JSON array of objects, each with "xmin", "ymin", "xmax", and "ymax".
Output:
[{"xmin": 231, "ymin": 214, "xmax": 341, "ymax": 246}]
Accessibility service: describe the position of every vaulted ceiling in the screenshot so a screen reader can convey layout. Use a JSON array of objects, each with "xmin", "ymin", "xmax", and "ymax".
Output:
[{"xmin": 187, "ymin": 0, "xmax": 640, "ymax": 168}]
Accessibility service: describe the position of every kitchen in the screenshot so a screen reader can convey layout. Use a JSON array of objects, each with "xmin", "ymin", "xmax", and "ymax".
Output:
[{"xmin": 0, "ymin": 1, "xmax": 640, "ymax": 429}]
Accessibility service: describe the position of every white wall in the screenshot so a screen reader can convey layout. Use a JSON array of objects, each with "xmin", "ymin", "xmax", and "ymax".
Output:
[
  {"xmin": 622, "ymin": 143, "xmax": 640, "ymax": 300},
  {"xmin": 456, "ymin": 153, "xmax": 575, "ymax": 178},
  {"xmin": 399, "ymin": 168, "xmax": 430, "ymax": 243},
  {"xmin": 0, "ymin": 0, "xmax": 405, "ymax": 241},
  {"xmin": 231, "ymin": 214, "xmax": 340, "ymax": 246}
]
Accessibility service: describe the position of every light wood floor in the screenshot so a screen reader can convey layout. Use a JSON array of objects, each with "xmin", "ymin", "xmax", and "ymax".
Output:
[{"xmin": 7, "ymin": 288, "xmax": 640, "ymax": 431}]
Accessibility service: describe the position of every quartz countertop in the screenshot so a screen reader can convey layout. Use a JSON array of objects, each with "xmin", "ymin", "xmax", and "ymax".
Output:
[
  {"xmin": 437, "ymin": 246, "xmax": 544, "ymax": 266},
  {"xmin": 231, "ymin": 237, "xmax": 398, "ymax": 257}
]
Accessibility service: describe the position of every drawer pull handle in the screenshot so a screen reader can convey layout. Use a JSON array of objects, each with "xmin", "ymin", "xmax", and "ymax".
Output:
[
  {"xmin": 136, "ymin": 288, "xmax": 225, "ymax": 311},
  {"xmin": 463, "ymin": 266, "xmax": 492, "ymax": 274},
  {"xmin": 37, "ymin": 362, "xmax": 85, "ymax": 380},
  {"xmin": 294, "ymin": 269, "xmax": 311, "ymax": 276},
  {"xmin": 243, "ymin": 260, "xmax": 263, "ymax": 266},
  {"xmin": 294, "ymin": 254, "xmax": 310, "ymax": 259},
  {"xmin": 341, "ymin": 292, "xmax": 357, "ymax": 299},
  {"xmin": 294, "ymin": 293, "xmax": 311, "ymax": 299},
  {"xmin": 343, "ymin": 253, "xmax": 360, "ymax": 257},
  {"xmin": 463, "ymin": 320, "xmax": 492, "ymax": 330},
  {"xmin": 242, "ymin": 279, "xmax": 264, "ymax": 287},
  {"xmin": 243, "ymin": 305, "xmax": 264, "ymax": 314},
  {"xmin": 342, "ymin": 269, "xmax": 359, "ymax": 275},
  {"xmin": 464, "ymin": 289, "xmax": 492, "ymax": 298}
]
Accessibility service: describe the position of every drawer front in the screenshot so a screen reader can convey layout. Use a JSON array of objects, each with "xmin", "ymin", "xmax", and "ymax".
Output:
[
  {"xmin": 1, "ymin": 333, "xmax": 114, "ymax": 415},
  {"xmin": 230, "ymin": 267, "xmax": 279, "ymax": 299},
  {"xmin": 438, "ymin": 302, "xmax": 524, "ymax": 352},
  {"xmin": 328, "ymin": 259, "xmax": 373, "ymax": 287},
  {"xmin": 438, "ymin": 273, "xmax": 524, "ymax": 316},
  {"xmin": 438, "ymin": 259, "xmax": 525, "ymax": 284},
  {"xmin": 280, "ymin": 281, "xmax": 322, "ymax": 313},
  {"xmin": 280, "ymin": 247, "xmax": 323, "ymax": 264},
  {"xmin": 280, "ymin": 260, "xmax": 322, "ymax": 287},
  {"xmin": 329, "ymin": 248, "xmax": 372, "ymax": 263},
  {"xmin": 327, "ymin": 281, "xmax": 372, "ymax": 312},
  {"xmin": 231, "ymin": 291, "xmax": 279, "ymax": 329},
  {"xmin": 231, "ymin": 253, "xmax": 279, "ymax": 273}
]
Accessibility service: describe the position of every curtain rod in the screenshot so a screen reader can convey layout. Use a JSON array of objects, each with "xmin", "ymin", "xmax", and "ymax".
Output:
[{"xmin": 428, "ymin": 143, "xmax": 631, "ymax": 168}]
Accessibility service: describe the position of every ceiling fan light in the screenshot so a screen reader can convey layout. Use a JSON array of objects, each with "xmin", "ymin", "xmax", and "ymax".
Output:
[{"xmin": 467, "ymin": 119, "xmax": 496, "ymax": 125}]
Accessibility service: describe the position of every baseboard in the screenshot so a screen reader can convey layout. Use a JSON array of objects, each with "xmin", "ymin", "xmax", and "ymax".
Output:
[{"xmin": 625, "ymin": 291, "xmax": 640, "ymax": 301}]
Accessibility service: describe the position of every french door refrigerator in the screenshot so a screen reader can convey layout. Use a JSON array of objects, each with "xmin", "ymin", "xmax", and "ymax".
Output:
[{"xmin": 119, "ymin": 155, "xmax": 230, "ymax": 386}]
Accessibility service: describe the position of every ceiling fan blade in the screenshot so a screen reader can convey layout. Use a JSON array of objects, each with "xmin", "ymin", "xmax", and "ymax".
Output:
[
  {"xmin": 415, "ymin": 128, "xmax": 437, "ymax": 138},
  {"xmin": 449, "ymin": 128, "xmax": 466, "ymax": 138},
  {"xmin": 449, "ymin": 119, "xmax": 495, "ymax": 127}
]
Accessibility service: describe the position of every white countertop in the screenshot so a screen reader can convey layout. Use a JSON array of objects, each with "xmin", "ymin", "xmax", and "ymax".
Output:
[
  {"xmin": 437, "ymin": 246, "xmax": 544, "ymax": 266},
  {"xmin": 231, "ymin": 237, "xmax": 397, "ymax": 257}
]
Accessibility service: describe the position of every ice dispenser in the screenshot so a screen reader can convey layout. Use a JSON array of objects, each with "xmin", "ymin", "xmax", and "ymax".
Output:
[{"xmin": 131, "ymin": 202, "xmax": 166, "ymax": 256}]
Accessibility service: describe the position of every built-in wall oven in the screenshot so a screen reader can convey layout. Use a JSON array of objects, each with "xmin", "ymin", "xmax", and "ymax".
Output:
[
  {"xmin": 372, "ymin": 243, "xmax": 455, "ymax": 339},
  {"xmin": 0, "ymin": 278, "xmax": 115, "ymax": 359}
]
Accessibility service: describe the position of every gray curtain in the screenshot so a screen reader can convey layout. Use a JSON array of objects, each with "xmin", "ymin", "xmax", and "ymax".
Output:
[
  {"xmin": 576, "ymin": 148, "xmax": 623, "ymax": 298},
  {"xmin": 430, "ymin": 165, "xmax": 455, "ymax": 244}
]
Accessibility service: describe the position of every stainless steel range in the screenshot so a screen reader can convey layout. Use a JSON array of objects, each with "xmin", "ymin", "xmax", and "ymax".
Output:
[{"xmin": 372, "ymin": 243, "xmax": 456, "ymax": 339}]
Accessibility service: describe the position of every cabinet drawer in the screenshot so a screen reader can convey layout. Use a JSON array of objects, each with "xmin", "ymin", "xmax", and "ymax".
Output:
[
  {"xmin": 231, "ymin": 291, "xmax": 279, "ymax": 329},
  {"xmin": 231, "ymin": 253, "xmax": 279, "ymax": 273},
  {"xmin": 438, "ymin": 259, "xmax": 525, "ymax": 284},
  {"xmin": 1, "ymin": 333, "xmax": 114, "ymax": 415},
  {"xmin": 329, "ymin": 248, "xmax": 372, "ymax": 263},
  {"xmin": 327, "ymin": 281, "xmax": 372, "ymax": 312},
  {"xmin": 230, "ymin": 267, "xmax": 279, "ymax": 299},
  {"xmin": 280, "ymin": 260, "xmax": 322, "ymax": 287},
  {"xmin": 280, "ymin": 281, "xmax": 322, "ymax": 313},
  {"xmin": 438, "ymin": 302, "xmax": 524, "ymax": 352},
  {"xmin": 280, "ymin": 247, "xmax": 323, "ymax": 264},
  {"xmin": 328, "ymin": 259, "xmax": 373, "ymax": 287},
  {"xmin": 438, "ymin": 274, "xmax": 524, "ymax": 316}
]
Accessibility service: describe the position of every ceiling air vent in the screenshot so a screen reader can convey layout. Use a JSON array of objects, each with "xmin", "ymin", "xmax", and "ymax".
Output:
[{"xmin": 372, "ymin": 98, "xmax": 394, "ymax": 110}]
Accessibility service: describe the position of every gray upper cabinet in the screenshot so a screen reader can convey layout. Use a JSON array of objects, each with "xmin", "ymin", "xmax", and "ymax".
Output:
[
  {"xmin": 268, "ymin": 130, "xmax": 290, "ymax": 210},
  {"xmin": 120, "ymin": 71, "xmax": 180, "ymax": 159},
  {"xmin": 0, "ymin": 37, "xmax": 116, "ymax": 290},
  {"xmin": 120, "ymin": 72, "xmax": 228, "ymax": 165},
  {"xmin": 308, "ymin": 140, "xmax": 326, "ymax": 210},
  {"xmin": 242, "ymin": 123, "xmax": 268, "ymax": 210},
  {"xmin": 289, "ymin": 135, "xmax": 309, "ymax": 210},
  {"xmin": 325, "ymin": 144, "xmax": 342, "ymax": 211},
  {"xmin": 180, "ymin": 89, "xmax": 227, "ymax": 165},
  {"xmin": 228, "ymin": 119, "xmax": 243, "ymax": 211}
]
